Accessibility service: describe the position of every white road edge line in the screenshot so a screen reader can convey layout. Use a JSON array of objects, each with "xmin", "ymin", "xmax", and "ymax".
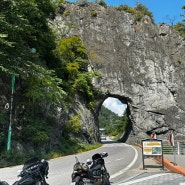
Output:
[
  {"xmin": 118, "ymin": 173, "xmax": 169, "ymax": 185},
  {"xmin": 110, "ymin": 144, "xmax": 138, "ymax": 179}
]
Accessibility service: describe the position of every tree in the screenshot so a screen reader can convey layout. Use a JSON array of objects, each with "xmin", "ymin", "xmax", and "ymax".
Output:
[
  {"xmin": 0, "ymin": 0, "xmax": 66, "ymax": 106},
  {"xmin": 99, "ymin": 106, "xmax": 128, "ymax": 138},
  {"xmin": 0, "ymin": 0, "xmax": 56, "ymax": 74},
  {"xmin": 173, "ymin": 5, "xmax": 185, "ymax": 35}
]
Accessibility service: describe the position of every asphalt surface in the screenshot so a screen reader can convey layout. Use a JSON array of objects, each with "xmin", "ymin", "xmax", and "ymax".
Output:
[
  {"xmin": 1, "ymin": 141, "xmax": 185, "ymax": 185},
  {"xmin": 0, "ymin": 141, "xmax": 140, "ymax": 185},
  {"xmin": 114, "ymin": 154, "xmax": 185, "ymax": 185},
  {"xmin": 117, "ymin": 149, "xmax": 185, "ymax": 185}
]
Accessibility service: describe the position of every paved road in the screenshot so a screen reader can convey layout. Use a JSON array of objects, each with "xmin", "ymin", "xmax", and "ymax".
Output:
[
  {"xmin": 115, "ymin": 151, "xmax": 185, "ymax": 184},
  {"xmin": 116, "ymin": 172, "xmax": 185, "ymax": 185},
  {"xmin": 0, "ymin": 141, "xmax": 140, "ymax": 185},
  {"xmin": 1, "ymin": 141, "xmax": 185, "ymax": 185}
]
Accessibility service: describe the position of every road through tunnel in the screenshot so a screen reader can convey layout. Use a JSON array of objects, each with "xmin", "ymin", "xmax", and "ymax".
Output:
[{"xmin": 97, "ymin": 94, "xmax": 134, "ymax": 143}]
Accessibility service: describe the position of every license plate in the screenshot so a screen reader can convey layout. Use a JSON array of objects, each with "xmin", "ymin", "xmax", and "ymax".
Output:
[{"xmin": 71, "ymin": 182, "xmax": 76, "ymax": 185}]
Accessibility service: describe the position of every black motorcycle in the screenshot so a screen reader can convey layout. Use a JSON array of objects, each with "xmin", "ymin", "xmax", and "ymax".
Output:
[
  {"xmin": 71, "ymin": 152, "xmax": 110, "ymax": 185},
  {"xmin": 0, "ymin": 182, "xmax": 9, "ymax": 185},
  {"xmin": 12, "ymin": 157, "xmax": 49, "ymax": 185}
]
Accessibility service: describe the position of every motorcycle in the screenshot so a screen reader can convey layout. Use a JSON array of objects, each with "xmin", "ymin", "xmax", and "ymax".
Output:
[
  {"xmin": 12, "ymin": 157, "xmax": 49, "ymax": 185},
  {"xmin": 71, "ymin": 152, "xmax": 110, "ymax": 185},
  {"xmin": 0, "ymin": 182, "xmax": 9, "ymax": 185}
]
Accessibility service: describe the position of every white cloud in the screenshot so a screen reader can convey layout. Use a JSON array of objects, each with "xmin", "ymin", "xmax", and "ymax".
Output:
[{"xmin": 103, "ymin": 97, "xmax": 127, "ymax": 116}]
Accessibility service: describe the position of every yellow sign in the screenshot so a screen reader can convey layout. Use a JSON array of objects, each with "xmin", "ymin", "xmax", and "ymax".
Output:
[{"xmin": 142, "ymin": 140, "xmax": 162, "ymax": 155}]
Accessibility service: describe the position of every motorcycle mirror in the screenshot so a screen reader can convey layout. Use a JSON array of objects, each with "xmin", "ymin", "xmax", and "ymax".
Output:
[
  {"xmin": 75, "ymin": 156, "xmax": 79, "ymax": 163},
  {"xmin": 102, "ymin": 152, "xmax": 108, "ymax": 157},
  {"xmin": 41, "ymin": 159, "xmax": 45, "ymax": 163},
  {"xmin": 16, "ymin": 169, "xmax": 21, "ymax": 174},
  {"xmin": 86, "ymin": 159, "xmax": 92, "ymax": 165}
]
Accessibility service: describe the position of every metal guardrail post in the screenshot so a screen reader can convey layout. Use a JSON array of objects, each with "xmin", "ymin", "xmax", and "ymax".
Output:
[{"xmin": 177, "ymin": 142, "xmax": 180, "ymax": 155}]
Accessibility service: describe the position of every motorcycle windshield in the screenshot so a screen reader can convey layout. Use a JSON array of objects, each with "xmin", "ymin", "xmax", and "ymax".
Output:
[{"xmin": 23, "ymin": 157, "xmax": 39, "ymax": 170}]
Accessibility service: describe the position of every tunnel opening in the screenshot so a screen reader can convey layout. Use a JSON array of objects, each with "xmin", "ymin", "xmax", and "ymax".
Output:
[{"xmin": 97, "ymin": 95, "xmax": 133, "ymax": 143}]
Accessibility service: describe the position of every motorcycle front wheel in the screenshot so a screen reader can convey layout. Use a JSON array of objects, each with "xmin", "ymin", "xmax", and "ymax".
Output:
[
  {"xmin": 36, "ymin": 181, "xmax": 49, "ymax": 185},
  {"xmin": 12, "ymin": 181, "xmax": 18, "ymax": 185},
  {"xmin": 102, "ymin": 174, "xmax": 110, "ymax": 185},
  {"xmin": 71, "ymin": 176, "xmax": 84, "ymax": 185}
]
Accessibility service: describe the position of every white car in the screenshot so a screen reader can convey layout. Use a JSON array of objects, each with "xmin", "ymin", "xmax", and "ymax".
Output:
[{"xmin": 101, "ymin": 135, "xmax": 106, "ymax": 140}]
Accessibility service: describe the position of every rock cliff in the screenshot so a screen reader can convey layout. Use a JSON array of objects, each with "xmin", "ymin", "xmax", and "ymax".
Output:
[{"xmin": 54, "ymin": 2, "xmax": 185, "ymax": 142}]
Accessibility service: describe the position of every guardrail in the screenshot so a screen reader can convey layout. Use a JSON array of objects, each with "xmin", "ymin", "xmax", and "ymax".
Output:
[{"xmin": 163, "ymin": 140, "xmax": 185, "ymax": 155}]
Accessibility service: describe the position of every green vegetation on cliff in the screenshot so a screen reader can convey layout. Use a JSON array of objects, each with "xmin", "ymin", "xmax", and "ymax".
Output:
[
  {"xmin": 116, "ymin": 3, "xmax": 154, "ymax": 23},
  {"xmin": 173, "ymin": 5, "xmax": 185, "ymax": 35},
  {"xmin": 0, "ymin": 0, "xmax": 98, "ymax": 165}
]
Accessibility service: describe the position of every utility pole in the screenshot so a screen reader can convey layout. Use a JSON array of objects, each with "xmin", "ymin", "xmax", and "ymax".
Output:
[
  {"xmin": 7, "ymin": 75, "xmax": 15, "ymax": 151},
  {"xmin": 6, "ymin": 48, "xmax": 36, "ymax": 151}
]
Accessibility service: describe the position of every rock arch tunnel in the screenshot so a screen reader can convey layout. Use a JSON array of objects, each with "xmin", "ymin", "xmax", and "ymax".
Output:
[
  {"xmin": 95, "ymin": 94, "xmax": 135, "ymax": 143},
  {"xmin": 58, "ymin": 2, "xmax": 185, "ymax": 141}
]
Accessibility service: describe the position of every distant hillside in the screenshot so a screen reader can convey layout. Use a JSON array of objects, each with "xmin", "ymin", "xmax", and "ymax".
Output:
[
  {"xmin": 99, "ymin": 105, "xmax": 128, "ymax": 137},
  {"xmin": 99, "ymin": 106, "xmax": 120, "ymax": 128}
]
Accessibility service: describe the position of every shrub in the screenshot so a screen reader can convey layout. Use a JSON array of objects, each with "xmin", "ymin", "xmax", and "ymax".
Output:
[
  {"xmin": 98, "ymin": 0, "xmax": 107, "ymax": 8},
  {"xmin": 116, "ymin": 4, "xmax": 154, "ymax": 23},
  {"xmin": 134, "ymin": 4, "xmax": 153, "ymax": 22},
  {"xmin": 0, "ymin": 113, "xmax": 8, "ymax": 146},
  {"xmin": 77, "ymin": 0, "xmax": 88, "ymax": 7},
  {"xmin": 65, "ymin": 114, "xmax": 82, "ymax": 135},
  {"xmin": 63, "ymin": 10, "xmax": 70, "ymax": 16},
  {"xmin": 91, "ymin": 10, "xmax": 98, "ymax": 17},
  {"xmin": 173, "ymin": 23, "xmax": 185, "ymax": 35},
  {"xmin": 116, "ymin": 5, "xmax": 134, "ymax": 14},
  {"xmin": 0, "ymin": 150, "xmax": 25, "ymax": 167},
  {"xmin": 21, "ymin": 117, "xmax": 51, "ymax": 146}
]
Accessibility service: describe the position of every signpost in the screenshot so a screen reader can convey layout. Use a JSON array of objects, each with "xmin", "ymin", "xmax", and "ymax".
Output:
[
  {"xmin": 169, "ymin": 132, "xmax": 174, "ymax": 147},
  {"xmin": 142, "ymin": 139, "xmax": 164, "ymax": 169},
  {"xmin": 151, "ymin": 132, "xmax": 156, "ymax": 139},
  {"xmin": 169, "ymin": 132, "xmax": 176, "ymax": 165}
]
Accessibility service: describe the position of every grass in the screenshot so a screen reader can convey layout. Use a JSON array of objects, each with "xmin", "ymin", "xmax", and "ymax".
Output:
[
  {"xmin": 46, "ymin": 141, "xmax": 102, "ymax": 159},
  {"xmin": 0, "ymin": 140, "xmax": 102, "ymax": 168}
]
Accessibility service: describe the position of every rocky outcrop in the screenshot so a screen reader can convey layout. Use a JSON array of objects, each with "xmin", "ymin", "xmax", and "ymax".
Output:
[{"xmin": 54, "ymin": 2, "xmax": 185, "ymax": 142}]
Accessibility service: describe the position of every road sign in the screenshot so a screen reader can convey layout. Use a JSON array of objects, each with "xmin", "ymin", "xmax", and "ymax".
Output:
[
  {"xmin": 142, "ymin": 140, "xmax": 162, "ymax": 155},
  {"xmin": 141, "ymin": 139, "xmax": 164, "ymax": 170},
  {"xmin": 151, "ymin": 133, "xmax": 156, "ymax": 139}
]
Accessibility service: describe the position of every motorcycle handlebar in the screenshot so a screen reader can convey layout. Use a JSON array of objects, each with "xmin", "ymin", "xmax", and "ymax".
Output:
[{"xmin": 100, "ymin": 152, "xmax": 108, "ymax": 158}]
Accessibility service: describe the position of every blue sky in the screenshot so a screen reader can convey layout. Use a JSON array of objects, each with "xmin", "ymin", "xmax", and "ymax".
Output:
[
  {"xmin": 103, "ymin": 98, "xmax": 127, "ymax": 116},
  {"xmin": 68, "ymin": 0, "xmax": 185, "ymax": 24},
  {"xmin": 105, "ymin": 0, "xmax": 184, "ymax": 24}
]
